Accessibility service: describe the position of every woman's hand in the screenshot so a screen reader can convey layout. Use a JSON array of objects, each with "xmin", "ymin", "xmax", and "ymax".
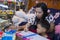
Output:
[{"xmin": 54, "ymin": 12, "xmax": 60, "ymax": 19}]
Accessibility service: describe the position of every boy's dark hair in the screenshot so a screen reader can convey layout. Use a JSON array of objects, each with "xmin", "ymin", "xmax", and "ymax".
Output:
[
  {"xmin": 19, "ymin": 22, "xmax": 28, "ymax": 26},
  {"xmin": 4, "ymin": 23, "xmax": 12, "ymax": 29},
  {"xmin": 34, "ymin": 3, "xmax": 48, "ymax": 20},
  {"xmin": 3, "ymin": 23, "xmax": 12, "ymax": 31},
  {"xmin": 37, "ymin": 20, "xmax": 50, "ymax": 32}
]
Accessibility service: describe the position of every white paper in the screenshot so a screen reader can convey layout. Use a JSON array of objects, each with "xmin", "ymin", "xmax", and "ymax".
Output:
[{"xmin": 18, "ymin": 31, "xmax": 48, "ymax": 40}]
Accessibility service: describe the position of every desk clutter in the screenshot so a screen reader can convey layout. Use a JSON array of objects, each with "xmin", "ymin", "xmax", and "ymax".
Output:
[
  {"xmin": 0, "ymin": 30, "xmax": 48, "ymax": 40},
  {"xmin": 0, "ymin": 10, "xmax": 14, "ymax": 20},
  {"xmin": 0, "ymin": 18, "xmax": 9, "ymax": 29},
  {"xmin": 16, "ymin": 31, "xmax": 48, "ymax": 40}
]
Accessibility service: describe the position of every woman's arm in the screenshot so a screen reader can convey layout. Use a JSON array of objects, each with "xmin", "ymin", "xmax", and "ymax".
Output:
[{"xmin": 49, "ymin": 21, "xmax": 55, "ymax": 32}]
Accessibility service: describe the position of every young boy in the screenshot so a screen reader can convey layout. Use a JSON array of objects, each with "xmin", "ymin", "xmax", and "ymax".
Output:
[
  {"xmin": 17, "ymin": 22, "xmax": 28, "ymax": 31},
  {"xmin": 37, "ymin": 20, "xmax": 51, "ymax": 40},
  {"xmin": 3, "ymin": 23, "xmax": 16, "ymax": 32}
]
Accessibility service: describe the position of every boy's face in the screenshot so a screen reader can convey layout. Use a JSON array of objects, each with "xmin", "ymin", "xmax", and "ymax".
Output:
[
  {"xmin": 37, "ymin": 24, "xmax": 46, "ymax": 34},
  {"xmin": 35, "ymin": 7, "xmax": 43, "ymax": 19},
  {"xmin": 17, "ymin": 24, "xmax": 27, "ymax": 31},
  {"xmin": 10, "ymin": 26, "xmax": 16, "ymax": 30}
]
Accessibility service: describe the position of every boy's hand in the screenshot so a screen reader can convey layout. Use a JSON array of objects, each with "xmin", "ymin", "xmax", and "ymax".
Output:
[
  {"xmin": 24, "ymin": 27, "xmax": 29, "ymax": 32},
  {"xmin": 24, "ymin": 23, "xmax": 30, "ymax": 32}
]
